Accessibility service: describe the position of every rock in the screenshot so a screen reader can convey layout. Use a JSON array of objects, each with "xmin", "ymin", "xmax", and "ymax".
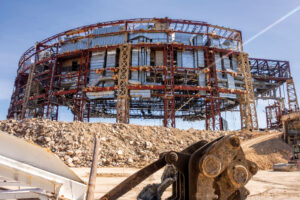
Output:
[
  {"xmin": 66, "ymin": 150, "xmax": 74, "ymax": 156},
  {"xmin": 75, "ymin": 149, "xmax": 82, "ymax": 154},
  {"xmin": 145, "ymin": 141, "xmax": 153, "ymax": 149},
  {"xmin": 65, "ymin": 157, "xmax": 73, "ymax": 166},
  {"xmin": 128, "ymin": 157, "xmax": 134, "ymax": 163},
  {"xmin": 117, "ymin": 150, "xmax": 123, "ymax": 155},
  {"xmin": 73, "ymin": 156, "xmax": 80, "ymax": 162}
]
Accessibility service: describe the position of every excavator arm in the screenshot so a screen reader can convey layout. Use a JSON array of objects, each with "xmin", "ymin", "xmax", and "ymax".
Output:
[{"xmin": 99, "ymin": 135, "xmax": 257, "ymax": 200}]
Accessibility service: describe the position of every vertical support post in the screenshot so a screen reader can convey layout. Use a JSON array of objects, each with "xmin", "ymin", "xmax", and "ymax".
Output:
[
  {"xmin": 45, "ymin": 44, "xmax": 59, "ymax": 119},
  {"xmin": 238, "ymin": 53, "xmax": 258, "ymax": 130},
  {"xmin": 73, "ymin": 53, "xmax": 84, "ymax": 121},
  {"xmin": 21, "ymin": 64, "xmax": 36, "ymax": 119},
  {"xmin": 116, "ymin": 44, "xmax": 131, "ymax": 124},
  {"xmin": 80, "ymin": 52, "xmax": 90, "ymax": 121},
  {"xmin": 265, "ymin": 102, "xmax": 281, "ymax": 129},
  {"xmin": 163, "ymin": 44, "xmax": 176, "ymax": 128},
  {"xmin": 7, "ymin": 74, "xmax": 22, "ymax": 119},
  {"xmin": 204, "ymin": 49, "xmax": 223, "ymax": 131},
  {"xmin": 73, "ymin": 52, "xmax": 90, "ymax": 121},
  {"xmin": 286, "ymin": 78, "xmax": 299, "ymax": 112},
  {"xmin": 21, "ymin": 44, "xmax": 40, "ymax": 119}
]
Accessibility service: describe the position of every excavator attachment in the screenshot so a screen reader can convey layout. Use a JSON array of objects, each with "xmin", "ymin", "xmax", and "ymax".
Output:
[{"xmin": 99, "ymin": 135, "xmax": 258, "ymax": 200}]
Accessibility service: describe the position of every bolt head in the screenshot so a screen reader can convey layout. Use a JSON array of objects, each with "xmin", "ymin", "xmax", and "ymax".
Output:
[
  {"xmin": 249, "ymin": 163, "xmax": 258, "ymax": 175},
  {"xmin": 229, "ymin": 136, "xmax": 240, "ymax": 148},
  {"xmin": 200, "ymin": 155, "xmax": 222, "ymax": 178},
  {"xmin": 165, "ymin": 152, "xmax": 178, "ymax": 164}
]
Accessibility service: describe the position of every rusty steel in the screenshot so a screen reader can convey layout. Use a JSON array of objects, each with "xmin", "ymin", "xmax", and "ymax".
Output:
[
  {"xmin": 7, "ymin": 18, "xmax": 298, "ymax": 131},
  {"xmin": 98, "ymin": 135, "xmax": 257, "ymax": 200}
]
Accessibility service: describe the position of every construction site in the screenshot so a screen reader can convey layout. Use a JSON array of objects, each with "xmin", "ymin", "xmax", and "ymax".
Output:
[
  {"xmin": 1, "ymin": 18, "xmax": 300, "ymax": 200},
  {"xmin": 6, "ymin": 18, "xmax": 299, "ymax": 131}
]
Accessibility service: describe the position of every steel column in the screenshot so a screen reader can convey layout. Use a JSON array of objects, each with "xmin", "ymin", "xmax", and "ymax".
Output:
[{"xmin": 116, "ymin": 44, "xmax": 131, "ymax": 124}]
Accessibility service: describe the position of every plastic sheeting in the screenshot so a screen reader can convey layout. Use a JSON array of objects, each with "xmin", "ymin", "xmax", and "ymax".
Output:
[
  {"xmin": 91, "ymin": 35, "xmax": 125, "ymax": 47},
  {"xmin": 177, "ymin": 51, "xmax": 194, "ymax": 68},
  {"xmin": 60, "ymin": 38, "xmax": 91, "ymax": 53},
  {"xmin": 131, "ymin": 48, "xmax": 150, "ymax": 84},
  {"xmin": 215, "ymin": 53, "xmax": 224, "ymax": 89},
  {"xmin": 232, "ymin": 56, "xmax": 238, "ymax": 72},
  {"xmin": 106, "ymin": 50, "xmax": 116, "ymax": 67},
  {"xmin": 195, "ymin": 50, "xmax": 205, "ymax": 68},
  {"xmin": 60, "ymin": 73, "xmax": 81, "ymax": 89},
  {"xmin": 131, "ymin": 48, "xmax": 150, "ymax": 67},
  {"xmin": 89, "ymin": 51, "xmax": 105, "ymax": 86},
  {"xmin": 193, "ymin": 35, "xmax": 205, "ymax": 46},
  {"xmin": 86, "ymin": 91, "xmax": 114, "ymax": 99},
  {"xmin": 92, "ymin": 25, "xmax": 124, "ymax": 35},
  {"xmin": 131, "ymin": 49, "xmax": 139, "ymax": 67},
  {"xmin": 210, "ymin": 38, "xmax": 221, "ymax": 48},
  {"xmin": 198, "ymin": 70, "xmax": 206, "ymax": 95},
  {"xmin": 88, "ymin": 50, "xmax": 115, "ymax": 99},
  {"xmin": 129, "ymin": 33, "xmax": 167, "ymax": 43},
  {"xmin": 155, "ymin": 51, "xmax": 164, "ymax": 66},
  {"xmin": 215, "ymin": 53, "xmax": 237, "ymax": 99},
  {"xmin": 130, "ymin": 90, "xmax": 151, "ymax": 98},
  {"xmin": 172, "ymin": 33, "xmax": 192, "ymax": 45},
  {"xmin": 223, "ymin": 56, "xmax": 236, "ymax": 99}
]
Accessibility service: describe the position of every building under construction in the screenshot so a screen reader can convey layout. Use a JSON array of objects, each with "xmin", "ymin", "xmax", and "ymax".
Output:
[{"xmin": 7, "ymin": 18, "xmax": 299, "ymax": 130}]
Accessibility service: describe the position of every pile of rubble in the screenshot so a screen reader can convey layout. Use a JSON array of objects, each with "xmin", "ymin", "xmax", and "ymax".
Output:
[{"xmin": 0, "ymin": 118, "xmax": 280, "ymax": 168}]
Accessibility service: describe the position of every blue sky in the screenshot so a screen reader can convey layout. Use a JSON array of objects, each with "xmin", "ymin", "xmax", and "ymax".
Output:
[{"xmin": 0, "ymin": 0, "xmax": 299, "ymax": 129}]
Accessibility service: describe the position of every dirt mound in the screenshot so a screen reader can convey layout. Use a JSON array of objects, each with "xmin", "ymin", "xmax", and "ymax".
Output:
[
  {"xmin": 242, "ymin": 134, "xmax": 293, "ymax": 170},
  {"xmin": 0, "ymin": 118, "xmax": 290, "ymax": 169}
]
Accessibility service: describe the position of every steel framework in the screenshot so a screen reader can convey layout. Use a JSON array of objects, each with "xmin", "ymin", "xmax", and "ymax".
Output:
[
  {"xmin": 249, "ymin": 58, "xmax": 298, "ymax": 129},
  {"xmin": 265, "ymin": 102, "xmax": 282, "ymax": 129},
  {"xmin": 238, "ymin": 54, "xmax": 258, "ymax": 130},
  {"xmin": 286, "ymin": 78, "xmax": 299, "ymax": 112},
  {"xmin": 7, "ymin": 18, "xmax": 298, "ymax": 130},
  {"xmin": 116, "ymin": 44, "xmax": 131, "ymax": 123}
]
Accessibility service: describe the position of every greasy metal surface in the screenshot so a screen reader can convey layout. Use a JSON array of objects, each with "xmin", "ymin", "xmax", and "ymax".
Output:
[{"xmin": 189, "ymin": 136, "xmax": 257, "ymax": 200}]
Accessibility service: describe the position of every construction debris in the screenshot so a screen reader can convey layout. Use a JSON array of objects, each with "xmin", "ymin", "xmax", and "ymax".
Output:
[
  {"xmin": 0, "ymin": 118, "xmax": 291, "ymax": 169},
  {"xmin": 242, "ymin": 134, "xmax": 293, "ymax": 170}
]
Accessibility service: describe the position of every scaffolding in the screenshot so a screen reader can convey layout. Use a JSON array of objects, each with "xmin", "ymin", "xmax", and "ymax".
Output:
[{"xmin": 265, "ymin": 102, "xmax": 282, "ymax": 129}]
